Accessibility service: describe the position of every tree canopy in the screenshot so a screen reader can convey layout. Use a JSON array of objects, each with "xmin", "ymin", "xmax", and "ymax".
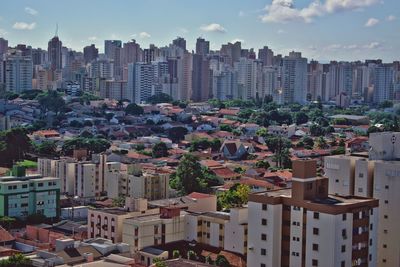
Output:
[
  {"xmin": 152, "ymin": 142, "xmax": 169, "ymax": 158},
  {"xmin": 62, "ymin": 137, "xmax": 110, "ymax": 155}
]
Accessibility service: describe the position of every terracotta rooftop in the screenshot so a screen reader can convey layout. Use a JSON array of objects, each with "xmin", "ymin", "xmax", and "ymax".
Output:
[{"xmin": 188, "ymin": 192, "xmax": 214, "ymax": 200}]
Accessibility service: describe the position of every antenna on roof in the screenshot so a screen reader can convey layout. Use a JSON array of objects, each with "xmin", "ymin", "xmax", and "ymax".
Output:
[{"xmin": 55, "ymin": 23, "xmax": 59, "ymax": 37}]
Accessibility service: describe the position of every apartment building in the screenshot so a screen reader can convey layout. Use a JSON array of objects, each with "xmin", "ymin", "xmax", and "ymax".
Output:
[
  {"xmin": 185, "ymin": 207, "xmax": 248, "ymax": 255},
  {"xmin": 0, "ymin": 167, "xmax": 60, "ymax": 219},
  {"xmin": 324, "ymin": 132, "xmax": 400, "ymax": 267},
  {"xmin": 38, "ymin": 154, "xmax": 107, "ymax": 200},
  {"xmin": 88, "ymin": 198, "xmax": 159, "ymax": 243},
  {"xmin": 247, "ymin": 159, "xmax": 379, "ymax": 267},
  {"xmin": 123, "ymin": 206, "xmax": 186, "ymax": 252}
]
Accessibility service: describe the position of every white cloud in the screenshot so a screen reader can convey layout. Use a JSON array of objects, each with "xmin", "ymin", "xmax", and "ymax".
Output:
[
  {"xmin": 0, "ymin": 28, "xmax": 7, "ymax": 36},
  {"xmin": 200, "ymin": 23, "xmax": 226, "ymax": 33},
  {"xmin": 13, "ymin": 22, "xmax": 36, "ymax": 30},
  {"xmin": 239, "ymin": 11, "xmax": 245, "ymax": 17},
  {"xmin": 88, "ymin": 36, "xmax": 97, "ymax": 41},
  {"xmin": 231, "ymin": 38, "xmax": 244, "ymax": 43},
  {"xmin": 365, "ymin": 17, "xmax": 379, "ymax": 27},
  {"xmin": 261, "ymin": 0, "xmax": 380, "ymax": 23},
  {"xmin": 25, "ymin": 7, "xmax": 38, "ymax": 16},
  {"xmin": 364, "ymin": 42, "xmax": 381, "ymax": 49},
  {"xmin": 139, "ymin": 32, "xmax": 151, "ymax": 38},
  {"xmin": 386, "ymin": 15, "xmax": 396, "ymax": 21}
]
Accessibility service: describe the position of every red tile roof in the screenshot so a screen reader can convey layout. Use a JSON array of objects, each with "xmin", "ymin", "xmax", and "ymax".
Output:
[
  {"xmin": 219, "ymin": 109, "xmax": 240, "ymax": 116},
  {"xmin": 212, "ymin": 167, "xmax": 241, "ymax": 179}
]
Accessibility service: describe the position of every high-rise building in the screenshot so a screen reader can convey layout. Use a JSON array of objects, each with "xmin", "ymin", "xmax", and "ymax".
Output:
[
  {"xmin": 282, "ymin": 51, "xmax": 308, "ymax": 103},
  {"xmin": 4, "ymin": 50, "xmax": 33, "ymax": 93},
  {"xmin": 47, "ymin": 36, "xmax": 62, "ymax": 71},
  {"xmin": 324, "ymin": 132, "xmax": 400, "ymax": 267},
  {"xmin": 176, "ymin": 51, "xmax": 192, "ymax": 101},
  {"xmin": 104, "ymin": 40, "xmax": 122, "ymax": 78},
  {"xmin": 195, "ymin": 37, "xmax": 210, "ymax": 55},
  {"xmin": 234, "ymin": 57, "xmax": 258, "ymax": 100},
  {"xmin": 258, "ymin": 46, "xmax": 274, "ymax": 67},
  {"xmin": 220, "ymin": 41, "xmax": 241, "ymax": 65},
  {"xmin": 308, "ymin": 60, "xmax": 324, "ymax": 101},
  {"xmin": 128, "ymin": 62, "xmax": 155, "ymax": 104},
  {"xmin": 172, "ymin": 37, "xmax": 187, "ymax": 51},
  {"xmin": 143, "ymin": 44, "xmax": 159, "ymax": 63},
  {"xmin": 261, "ymin": 66, "xmax": 282, "ymax": 103},
  {"xmin": 121, "ymin": 40, "xmax": 142, "ymax": 67},
  {"xmin": 247, "ymin": 159, "xmax": 379, "ymax": 267},
  {"xmin": 372, "ymin": 64, "xmax": 394, "ymax": 103},
  {"xmin": 88, "ymin": 59, "xmax": 114, "ymax": 79},
  {"xmin": 191, "ymin": 54, "xmax": 210, "ymax": 101},
  {"xmin": 0, "ymin": 38, "xmax": 9, "ymax": 57},
  {"xmin": 83, "ymin": 44, "xmax": 99, "ymax": 64}
]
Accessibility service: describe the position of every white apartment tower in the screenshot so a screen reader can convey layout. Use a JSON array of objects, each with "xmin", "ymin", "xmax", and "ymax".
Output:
[
  {"xmin": 324, "ymin": 132, "xmax": 400, "ymax": 267},
  {"xmin": 282, "ymin": 51, "xmax": 308, "ymax": 104}
]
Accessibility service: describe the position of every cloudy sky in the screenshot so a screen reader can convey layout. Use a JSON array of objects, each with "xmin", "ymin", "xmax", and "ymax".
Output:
[{"xmin": 0, "ymin": 0, "xmax": 398, "ymax": 62}]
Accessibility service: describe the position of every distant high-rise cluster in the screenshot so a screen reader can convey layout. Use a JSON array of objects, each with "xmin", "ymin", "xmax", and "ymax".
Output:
[{"xmin": 0, "ymin": 35, "xmax": 399, "ymax": 104}]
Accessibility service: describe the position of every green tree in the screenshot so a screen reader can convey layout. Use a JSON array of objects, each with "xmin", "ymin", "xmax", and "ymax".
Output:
[
  {"xmin": 153, "ymin": 258, "xmax": 167, "ymax": 267},
  {"xmin": 0, "ymin": 128, "xmax": 32, "ymax": 167},
  {"xmin": 205, "ymin": 255, "xmax": 214, "ymax": 265},
  {"xmin": 0, "ymin": 216, "xmax": 16, "ymax": 230},
  {"xmin": 294, "ymin": 111, "xmax": 309, "ymax": 125},
  {"xmin": 61, "ymin": 137, "xmax": 110, "ymax": 156},
  {"xmin": 215, "ymin": 254, "xmax": 230, "ymax": 267},
  {"xmin": 174, "ymin": 154, "xmax": 206, "ymax": 194},
  {"xmin": 146, "ymin": 93, "xmax": 173, "ymax": 104},
  {"xmin": 255, "ymin": 160, "xmax": 270, "ymax": 169},
  {"xmin": 256, "ymin": 127, "xmax": 268, "ymax": 137},
  {"xmin": 152, "ymin": 142, "xmax": 169, "ymax": 158},
  {"xmin": 112, "ymin": 196, "xmax": 125, "ymax": 207},
  {"xmin": 167, "ymin": 127, "xmax": 188, "ymax": 142},
  {"xmin": 70, "ymin": 120, "xmax": 83, "ymax": 128},
  {"xmin": 34, "ymin": 141, "xmax": 57, "ymax": 156},
  {"xmin": 301, "ymin": 136, "xmax": 314, "ymax": 149},
  {"xmin": 0, "ymin": 253, "xmax": 31, "ymax": 267},
  {"xmin": 125, "ymin": 103, "xmax": 144, "ymax": 115},
  {"xmin": 315, "ymin": 136, "xmax": 328, "ymax": 149},
  {"xmin": 310, "ymin": 124, "xmax": 325, "ymax": 136},
  {"xmin": 37, "ymin": 90, "xmax": 66, "ymax": 115},
  {"xmin": 172, "ymin": 250, "xmax": 180, "ymax": 259},
  {"xmin": 220, "ymin": 124, "xmax": 233, "ymax": 132},
  {"xmin": 218, "ymin": 184, "xmax": 250, "ymax": 210},
  {"xmin": 187, "ymin": 250, "xmax": 197, "ymax": 261}
]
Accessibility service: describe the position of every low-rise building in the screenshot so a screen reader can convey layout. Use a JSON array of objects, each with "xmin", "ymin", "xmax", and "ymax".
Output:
[{"xmin": 0, "ymin": 166, "xmax": 60, "ymax": 219}]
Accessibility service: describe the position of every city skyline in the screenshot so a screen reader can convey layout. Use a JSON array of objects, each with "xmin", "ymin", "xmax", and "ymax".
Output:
[{"xmin": 0, "ymin": 0, "xmax": 399, "ymax": 62}]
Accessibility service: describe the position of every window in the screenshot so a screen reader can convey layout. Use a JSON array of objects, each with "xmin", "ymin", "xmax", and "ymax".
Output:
[
  {"xmin": 312, "ymin": 243, "xmax": 319, "ymax": 251},
  {"xmin": 341, "ymin": 245, "xmax": 346, "ymax": 252},
  {"xmin": 197, "ymin": 220, "xmax": 202, "ymax": 226},
  {"xmin": 261, "ymin": 219, "xmax": 267, "ymax": 225},
  {"xmin": 384, "ymin": 200, "xmax": 388, "ymax": 204},
  {"xmin": 313, "ymin": 228, "xmax": 319, "ymax": 235},
  {"xmin": 22, "ymin": 184, "xmax": 28, "ymax": 188},
  {"xmin": 293, "ymin": 206, "xmax": 300, "ymax": 211},
  {"xmin": 219, "ymin": 235, "xmax": 222, "ymax": 241},
  {"xmin": 370, "ymin": 224, "xmax": 373, "ymax": 230},
  {"xmin": 385, "ymin": 185, "xmax": 389, "ymax": 189},
  {"xmin": 383, "ymin": 244, "xmax": 387, "ymax": 248},
  {"xmin": 335, "ymin": 179, "xmax": 339, "ymax": 183},
  {"xmin": 207, "ymin": 233, "xmax": 210, "ymax": 238},
  {"xmin": 342, "ymin": 214, "xmax": 347, "ymax": 221},
  {"xmin": 261, "ymin": 264, "xmax": 266, "ymax": 267},
  {"xmin": 312, "ymin": 259, "xmax": 318, "ymax": 266},
  {"xmin": 262, "ymin": 204, "xmax": 267, "ymax": 210},
  {"xmin": 261, "ymin": 248, "xmax": 266, "ymax": 255},
  {"xmin": 359, "ymin": 173, "xmax": 364, "ymax": 178},
  {"xmin": 207, "ymin": 221, "xmax": 210, "ymax": 227},
  {"xmin": 384, "ymin": 215, "xmax": 388, "ymax": 219},
  {"xmin": 342, "ymin": 229, "xmax": 347, "ymax": 239},
  {"xmin": 341, "ymin": 261, "xmax": 345, "ymax": 267},
  {"xmin": 261, "ymin": 234, "xmax": 267, "ymax": 241},
  {"xmin": 313, "ymin": 212, "xmax": 320, "ymax": 219},
  {"xmin": 358, "ymin": 188, "xmax": 363, "ymax": 193},
  {"xmin": 219, "ymin": 224, "xmax": 223, "ymax": 230},
  {"xmin": 8, "ymin": 186, "xmax": 12, "ymax": 190},
  {"xmin": 38, "ymin": 183, "xmax": 43, "ymax": 187}
]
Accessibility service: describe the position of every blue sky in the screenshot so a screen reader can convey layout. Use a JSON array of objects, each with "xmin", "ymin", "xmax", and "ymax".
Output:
[{"xmin": 0, "ymin": 0, "xmax": 399, "ymax": 62}]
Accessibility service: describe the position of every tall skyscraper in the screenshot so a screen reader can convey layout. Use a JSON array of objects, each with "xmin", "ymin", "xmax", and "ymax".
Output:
[
  {"xmin": 83, "ymin": 44, "xmax": 99, "ymax": 64},
  {"xmin": 47, "ymin": 36, "xmax": 62, "ymax": 71},
  {"xmin": 105, "ymin": 40, "xmax": 122, "ymax": 78},
  {"xmin": 195, "ymin": 37, "xmax": 210, "ymax": 56},
  {"xmin": 373, "ymin": 64, "xmax": 394, "ymax": 103},
  {"xmin": 172, "ymin": 37, "xmax": 187, "ymax": 51},
  {"xmin": 258, "ymin": 46, "xmax": 274, "ymax": 67},
  {"xmin": 221, "ymin": 41, "xmax": 242, "ymax": 65},
  {"xmin": 127, "ymin": 62, "xmax": 155, "ymax": 104},
  {"xmin": 307, "ymin": 60, "xmax": 324, "ymax": 101},
  {"xmin": 282, "ymin": 51, "xmax": 308, "ymax": 103},
  {"xmin": 0, "ymin": 38, "xmax": 8, "ymax": 57},
  {"xmin": 234, "ymin": 57, "xmax": 258, "ymax": 100},
  {"xmin": 191, "ymin": 54, "xmax": 210, "ymax": 102},
  {"xmin": 4, "ymin": 50, "xmax": 33, "ymax": 93}
]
